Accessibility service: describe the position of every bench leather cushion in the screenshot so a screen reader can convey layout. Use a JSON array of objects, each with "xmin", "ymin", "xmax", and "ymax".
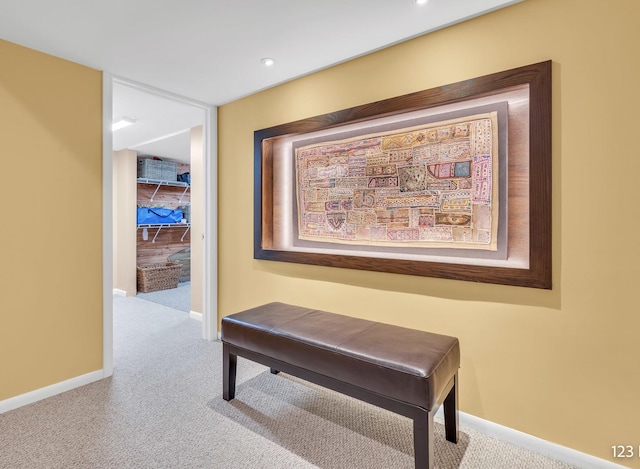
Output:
[{"xmin": 221, "ymin": 302, "xmax": 460, "ymax": 411}]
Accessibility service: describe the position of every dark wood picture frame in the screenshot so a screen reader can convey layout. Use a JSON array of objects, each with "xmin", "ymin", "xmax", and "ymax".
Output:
[{"xmin": 254, "ymin": 61, "xmax": 551, "ymax": 289}]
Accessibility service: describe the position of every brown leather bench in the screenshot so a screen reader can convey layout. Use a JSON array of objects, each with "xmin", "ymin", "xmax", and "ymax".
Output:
[{"xmin": 221, "ymin": 302, "xmax": 460, "ymax": 469}]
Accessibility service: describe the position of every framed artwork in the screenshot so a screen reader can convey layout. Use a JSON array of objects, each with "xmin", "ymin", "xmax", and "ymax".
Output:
[{"xmin": 254, "ymin": 61, "xmax": 551, "ymax": 289}]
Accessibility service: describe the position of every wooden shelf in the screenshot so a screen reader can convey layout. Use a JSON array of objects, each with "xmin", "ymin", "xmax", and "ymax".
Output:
[
  {"xmin": 137, "ymin": 223, "xmax": 190, "ymax": 243},
  {"xmin": 137, "ymin": 178, "xmax": 190, "ymax": 203},
  {"xmin": 136, "ymin": 223, "xmax": 190, "ymax": 228}
]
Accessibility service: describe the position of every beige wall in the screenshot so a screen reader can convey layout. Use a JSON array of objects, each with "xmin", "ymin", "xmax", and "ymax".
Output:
[
  {"xmin": 113, "ymin": 149, "xmax": 137, "ymax": 296},
  {"xmin": 0, "ymin": 40, "xmax": 103, "ymax": 400},
  {"xmin": 218, "ymin": 0, "xmax": 640, "ymax": 465},
  {"xmin": 190, "ymin": 126, "xmax": 204, "ymax": 314}
]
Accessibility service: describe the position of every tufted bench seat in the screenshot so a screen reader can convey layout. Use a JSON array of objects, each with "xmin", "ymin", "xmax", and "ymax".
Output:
[{"xmin": 221, "ymin": 302, "xmax": 460, "ymax": 469}]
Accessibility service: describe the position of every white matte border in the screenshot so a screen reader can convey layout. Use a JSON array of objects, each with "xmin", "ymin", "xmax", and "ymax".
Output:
[{"xmin": 270, "ymin": 86, "xmax": 530, "ymax": 269}]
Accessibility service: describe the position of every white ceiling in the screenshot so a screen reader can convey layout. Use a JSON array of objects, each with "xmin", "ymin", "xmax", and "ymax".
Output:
[
  {"xmin": 112, "ymin": 81, "xmax": 205, "ymax": 161},
  {"xmin": 1, "ymin": 0, "xmax": 522, "ymax": 162}
]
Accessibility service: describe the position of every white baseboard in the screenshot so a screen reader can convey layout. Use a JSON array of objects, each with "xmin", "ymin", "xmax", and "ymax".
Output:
[
  {"xmin": 190, "ymin": 311, "xmax": 203, "ymax": 321},
  {"xmin": 112, "ymin": 288, "xmax": 127, "ymax": 297},
  {"xmin": 435, "ymin": 407, "xmax": 626, "ymax": 469},
  {"xmin": 0, "ymin": 369, "xmax": 105, "ymax": 414}
]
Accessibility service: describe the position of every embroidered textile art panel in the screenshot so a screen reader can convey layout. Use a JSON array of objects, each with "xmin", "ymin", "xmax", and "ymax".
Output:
[{"xmin": 295, "ymin": 112, "xmax": 499, "ymax": 250}]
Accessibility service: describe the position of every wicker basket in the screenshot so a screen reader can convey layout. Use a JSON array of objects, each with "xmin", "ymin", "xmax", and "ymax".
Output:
[
  {"xmin": 138, "ymin": 159, "xmax": 177, "ymax": 182},
  {"xmin": 137, "ymin": 263, "xmax": 182, "ymax": 293}
]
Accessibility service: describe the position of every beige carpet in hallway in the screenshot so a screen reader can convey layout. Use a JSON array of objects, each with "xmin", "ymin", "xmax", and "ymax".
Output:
[{"xmin": 0, "ymin": 297, "xmax": 577, "ymax": 469}]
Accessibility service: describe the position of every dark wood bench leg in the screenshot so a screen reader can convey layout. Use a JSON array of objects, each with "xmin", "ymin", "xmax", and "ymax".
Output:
[
  {"xmin": 413, "ymin": 409, "xmax": 434, "ymax": 469},
  {"xmin": 270, "ymin": 368, "xmax": 280, "ymax": 375},
  {"xmin": 223, "ymin": 343, "xmax": 237, "ymax": 401},
  {"xmin": 444, "ymin": 372, "xmax": 459, "ymax": 443}
]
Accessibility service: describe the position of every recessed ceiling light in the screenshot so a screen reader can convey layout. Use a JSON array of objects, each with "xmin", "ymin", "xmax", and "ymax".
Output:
[
  {"xmin": 112, "ymin": 116, "xmax": 136, "ymax": 131},
  {"xmin": 415, "ymin": 0, "xmax": 428, "ymax": 5},
  {"xmin": 261, "ymin": 57, "xmax": 276, "ymax": 67}
]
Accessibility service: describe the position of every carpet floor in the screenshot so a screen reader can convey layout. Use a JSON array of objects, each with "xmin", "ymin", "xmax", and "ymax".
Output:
[
  {"xmin": 0, "ymin": 297, "xmax": 577, "ymax": 468},
  {"xmin": 136, "ymin": 281, "xmax": 190, "ymax": 312}
]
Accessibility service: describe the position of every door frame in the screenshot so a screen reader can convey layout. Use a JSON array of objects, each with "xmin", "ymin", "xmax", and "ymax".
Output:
[{"xmin": 102, "ymin": 73, "xmax": 218, "ymax": 376}]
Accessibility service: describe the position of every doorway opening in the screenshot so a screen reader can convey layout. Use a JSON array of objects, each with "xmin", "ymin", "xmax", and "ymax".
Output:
[{"xmin": 103, "ymin": 75, "xmax": 218, "ymax": 376}]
